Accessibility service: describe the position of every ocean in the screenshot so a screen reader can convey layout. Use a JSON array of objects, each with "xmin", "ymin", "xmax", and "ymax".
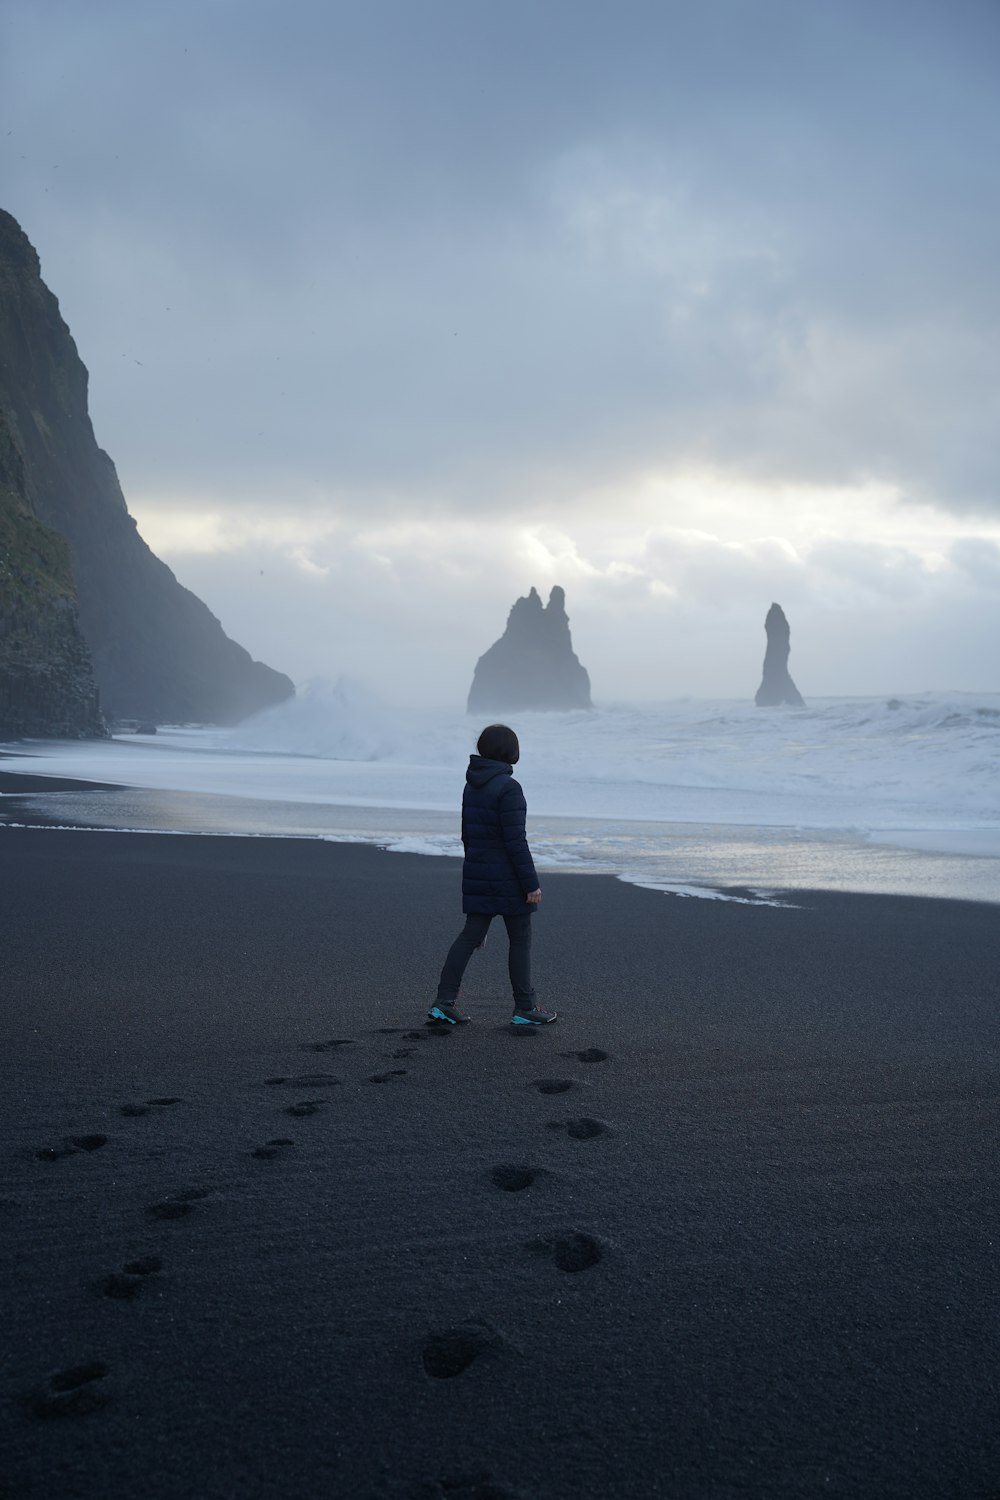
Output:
[{"xmin": 3, "ymin": 685, "xmax": 1000, "ymax": 904}]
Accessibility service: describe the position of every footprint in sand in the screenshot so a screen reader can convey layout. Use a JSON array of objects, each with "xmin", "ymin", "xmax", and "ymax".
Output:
[
  {"xmin": 284, "ymin": 1099, "xmax": 325, "ymax": 1117},
  {"xmin": 546, "ymin": 1117, "xmax": 610, "ymax": 1141},
  {"xmin": 28, "ymin": 1361, "xmax": 110, "ymax": 1419},
  {"xmin": 301, "ymin": 1039, "xmax": 355, "ymax": 1053},
  {"xmin": 420, "ymin": 1320, "xmax": 502, "ymax": 1379},
  {"xmin": 528, "ymin": 1230, "xmax": 603, "ymax": 1273},
  {"xmin": 369, "ymin": 1070, "xmax": 407, "ymax": 1084},
  {"xmin": 120, "ymin": 1097, "xmax": 182, "ymax": 1118},
  {"xmin": 96, "ymin": 1272, "xmax": 144, "ymax": 1301},
  {"xmin": 375, "ymin": 1027, "xmax": 402, "ymax": 1035},
  {"xmin": 147, "ymin": 1201, "xmax": 191, "ymax": 1221},
  {"xmin": 124, "ymin": 1254, "xmax": 162, "ymax": 1276},
  {"xmin": 146, "ymin": 1187, "xmax": 211, "ymax": 1221},
  {"xmin": 530, "ymin": 1078, "xmax": 575, "ymax": 1095},
  {"xmin": 264, "ymin": 1073, "xmax": 340, "ymax": 1088},
  {"xmin": 36, "ymin": 1133, "xmax": 108, "ymax": 1161},
  {"xmin": 562, "ymin": 1048, "xmax": 610, "ymax": 1064},
  {"xmin": 96, "ymin": 1256, "xmax": 162, "ymax": 1300},
  {"xmin": 391, "ymin": 1047, "xmax": 416, "ymax": 1059},
  {"xmin": 36, "ymin": 1145, "xmax": 73, "ymax": 1163},
  {"xmin": 489, "ymin": 1165, "xmax": 541, "ymax": 1192},
  {"xmin": 252, "ymin": 1138, "xmax": 295, "ymax": 1159},
  {"xmin": 402, "ymin": 1031, "xmax": 431, "ymax": 1042},
  {"xmin": 412, "ymin": 1470, "xmax": 520, "ymax": 1499}
]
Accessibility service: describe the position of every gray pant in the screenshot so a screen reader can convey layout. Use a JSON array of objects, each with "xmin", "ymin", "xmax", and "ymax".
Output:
[{"xmin": 436, "ymin": 912, "xmax": 535, "ymax": 1007}]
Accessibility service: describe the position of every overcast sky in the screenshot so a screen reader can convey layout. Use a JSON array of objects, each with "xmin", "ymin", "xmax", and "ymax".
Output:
[{"xmin": 3, "ymin": 0, "xmax": 1000, "ymax": 703}]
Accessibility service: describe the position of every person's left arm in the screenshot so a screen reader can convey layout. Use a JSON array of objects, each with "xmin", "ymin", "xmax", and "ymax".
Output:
[{"xmin": 499, "ymin": 780, "xmax": 541, "ymax": 901}]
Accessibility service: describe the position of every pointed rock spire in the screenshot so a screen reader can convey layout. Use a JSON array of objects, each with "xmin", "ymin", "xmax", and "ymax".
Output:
[
  {"xmin": 755, "ymin": 602, "xmax": 805, "ymax": 707},
  {"xmin": 467, "ymin": 586, "xmax": 592, "ymax": 712}
]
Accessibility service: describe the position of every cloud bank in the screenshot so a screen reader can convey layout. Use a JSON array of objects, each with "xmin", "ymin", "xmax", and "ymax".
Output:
[{"xmin": 3, "ymin": 0, "xmax": 999, "ymax": 699}]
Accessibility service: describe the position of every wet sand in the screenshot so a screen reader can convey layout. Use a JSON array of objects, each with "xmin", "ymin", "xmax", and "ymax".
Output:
[{"xmin": 0, "ymin": 826, "xmax": 998, "ymax": 1499}]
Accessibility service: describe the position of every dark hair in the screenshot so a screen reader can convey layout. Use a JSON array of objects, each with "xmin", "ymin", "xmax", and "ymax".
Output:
[{"xmin": 477, "ymin": 723, "xmax": 519, "ymax": 764}]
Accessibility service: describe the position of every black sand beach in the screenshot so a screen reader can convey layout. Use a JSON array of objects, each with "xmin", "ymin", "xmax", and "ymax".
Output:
[{"xmin": 1, "ymin": 826, "xmax": 998, "ymax": 1499}]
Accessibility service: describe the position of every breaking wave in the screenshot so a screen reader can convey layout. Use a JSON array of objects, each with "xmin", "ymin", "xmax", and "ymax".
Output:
[{"xmin": 230, "ymin": 685, "xmax": 1000, "ymax": 835}]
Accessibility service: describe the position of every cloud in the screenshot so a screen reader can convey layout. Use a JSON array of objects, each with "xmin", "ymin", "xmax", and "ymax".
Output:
[
  {"xmin": 3, "ymin": 0, "xmax": 999, "ymax": 525},
  {"xmin": 949, "ymin": 538, "xmax": 1000, "ymax": 593},
  {"xmin": 134, "ymin": 476, "xmax": 1000, "ymax": 702},
  {"xmin": 5, "ymin": 0, "xmax": 1000, "ymax": 697}
]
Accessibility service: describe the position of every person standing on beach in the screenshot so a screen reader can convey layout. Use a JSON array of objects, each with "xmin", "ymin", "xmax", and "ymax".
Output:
[{"xmin": 429, "ymin": 723, "xmax": 558, "ymax": 1027}]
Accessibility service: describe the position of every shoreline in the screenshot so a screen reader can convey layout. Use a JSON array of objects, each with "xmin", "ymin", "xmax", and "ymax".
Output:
[
  {"xmin": 2, "ymin": 827, "xmax": 999, "ymax": 1498},
  {"xmin": 7, "ymin": 815, "xmax": 1000, "ymax": 912},
  {"xmin": 3, "ymin": 764, "xmax": 1000, "ymax": 906}
]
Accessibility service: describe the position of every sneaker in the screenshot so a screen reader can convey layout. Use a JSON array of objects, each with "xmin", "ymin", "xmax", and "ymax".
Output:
[
  {"xmin": 427, "ymin": 1003, "xmax": 471, "ymax": 1026},
  {"xmin": 511, "ymin": 1006, "xmax": 558, "ymax": 1026}
]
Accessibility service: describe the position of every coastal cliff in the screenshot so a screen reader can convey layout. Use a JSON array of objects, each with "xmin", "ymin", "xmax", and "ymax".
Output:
[
  {"xmin": 0, "ymin": 414, "xmax": 105, "ymax": 738},
  {"xmin": 468, "ymin": 585, "xmax": 592, "ymax": 712},
  {"xmin": 0, "ymin": 209, "xmax": 294, "ymax": 725}
]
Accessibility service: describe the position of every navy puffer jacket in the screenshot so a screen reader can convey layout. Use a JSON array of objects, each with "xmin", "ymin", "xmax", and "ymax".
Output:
[{"xmin": 461, "ymin": 756, "xmax": 539, "ymax": 915}]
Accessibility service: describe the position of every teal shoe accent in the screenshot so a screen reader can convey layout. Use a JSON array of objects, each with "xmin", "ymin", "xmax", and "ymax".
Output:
[{"xmin": 427, "ymin": 1004, "xmax": 471, "ymax": 1025}]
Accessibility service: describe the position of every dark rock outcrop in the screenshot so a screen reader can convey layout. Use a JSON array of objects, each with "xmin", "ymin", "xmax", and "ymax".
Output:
[
  {"xmin": 468, "ymin": 586, "xmax": 592, "ymax": 713},
  {"xmin": 0, "ymin": 209, "xmax": 294, "ymax": 724},
  {"xmin": 755, "ymin": 602, "xmax": 805, "ymax": 708}
]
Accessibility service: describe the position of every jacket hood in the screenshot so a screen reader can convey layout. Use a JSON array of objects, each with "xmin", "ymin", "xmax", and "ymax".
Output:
[{"xmin": 466, "ymin": 754, "xmax": 513, "ymax": 790}]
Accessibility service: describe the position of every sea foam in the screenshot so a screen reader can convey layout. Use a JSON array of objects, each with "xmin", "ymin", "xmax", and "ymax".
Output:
[{"xmin": 3, "ymin": 686, "xmax": 1000, "ymax": 901}]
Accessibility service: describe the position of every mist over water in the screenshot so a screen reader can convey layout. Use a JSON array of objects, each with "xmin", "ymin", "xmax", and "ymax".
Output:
[{"xmin": 228, "ymin": 678, "xmax": 414, "ymax": 762}]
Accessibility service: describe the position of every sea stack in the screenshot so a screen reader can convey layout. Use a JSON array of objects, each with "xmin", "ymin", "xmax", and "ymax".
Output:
[
  {"xmin": 0, "ymin": 208, "xmax": 294, "ymax": 726},
  {"xmin": 755, "ymin": 602, "xmax": 805, "ymax": 708},
  {"xmin": 468, "ymin": 585, "xmax": 592, "ymax": 713}
]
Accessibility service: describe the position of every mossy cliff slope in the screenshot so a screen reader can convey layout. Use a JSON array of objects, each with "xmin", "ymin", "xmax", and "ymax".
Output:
[
  {"xmin": 0, "ymin": 411, "xmax": 106, "ymax": 737},
  {"xmin": 0, "ymin": 210, "xmax": 294, "ymax": 724}
]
